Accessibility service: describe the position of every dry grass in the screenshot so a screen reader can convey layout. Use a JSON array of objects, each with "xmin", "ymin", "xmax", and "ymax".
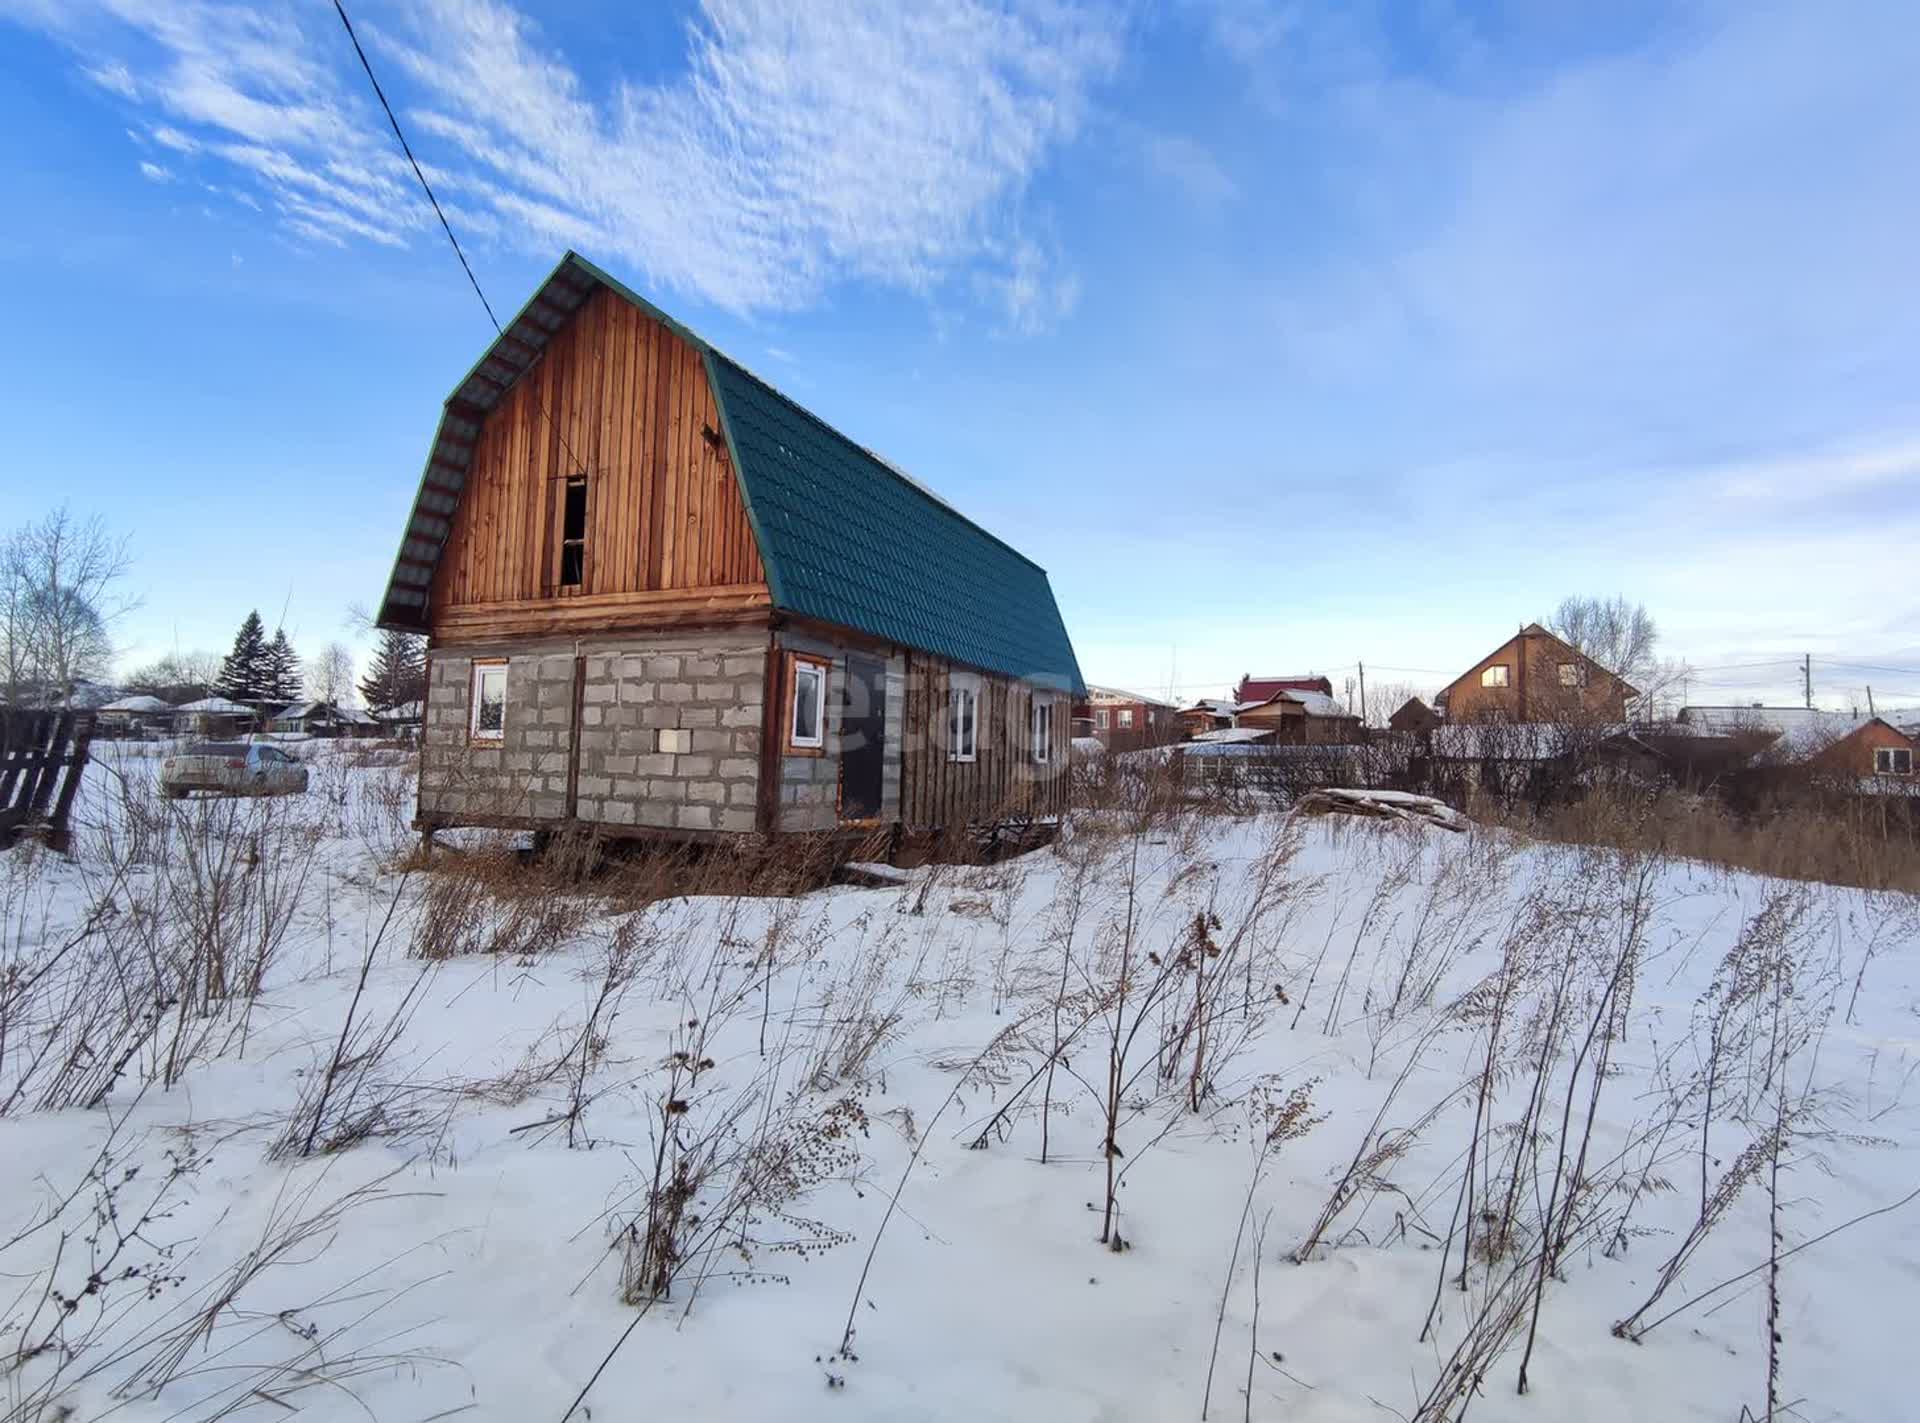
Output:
[{"xmin": 1480, "ymin": 783, "xmax": 1920, "ymax": 894}]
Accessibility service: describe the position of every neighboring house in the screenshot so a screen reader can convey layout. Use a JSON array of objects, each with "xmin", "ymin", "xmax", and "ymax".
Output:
[
  {"xmin": 1234, "ymin": 673, "xmax": 1334, "ymax": 704},
  {"xmin": 268, "ymin": 701, "xmax": 379, "ymax": 738},
  {"xmin": 1388, "ymin": 697, "xmax": 1439, "ymax": 734},
  {"xmin": 172, "ymin": 696, "xmax": 257, "ymax": 739},
  {"xmin": 377, "ymin": 252, "xmax": 1082, "ymax": 846},
  {"xmin": 1075, "ymin": 684, "xmax": 1178, "ymax": 750},
  {"xmin": 96, "ymin": 694, "xmax": 173, "ymax": 738},
  {"xmin": 1676, "ymin": 706, "xmax": 1914, "ymax": 779},
  {"xmin": 1234, "ymin": 689, "xmax": 1363, "ymax": 745},
  {"xmin": 1178, "ymin": 699, "xmax": 1241, "ymax": 738},
  {"xmin": 374, "ymin": 700, "xmax": 424, "ymax": 740},
  {"xmin": 1435, "ymin": 623, "xmax": 1637, "ymax": 723}
]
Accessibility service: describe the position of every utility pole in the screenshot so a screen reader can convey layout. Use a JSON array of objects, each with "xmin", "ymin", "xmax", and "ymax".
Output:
[
  {"xmin": 1803, "ymin": 653, "xmax": 1812, "ymax": 709},
  {"xmin": 1867, "ymin": 685, "xmax": 1876, "ymax": 717},
  {"xmin": 1358, "ymin": 661, "xmax": 1368, "ymax": 725}
]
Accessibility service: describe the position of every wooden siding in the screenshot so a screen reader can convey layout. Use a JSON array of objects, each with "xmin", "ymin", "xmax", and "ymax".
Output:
[
  {"xmin": 900, "ymin": 655, "xmax": 1069, "ymax": 831},
  {"xmin": 432, "ymin": 288, "xmax": 764, "ymax": 617},
  {"xmin": 1441, "ymin": 628, "xmax": 1632, "ymax": 724}
]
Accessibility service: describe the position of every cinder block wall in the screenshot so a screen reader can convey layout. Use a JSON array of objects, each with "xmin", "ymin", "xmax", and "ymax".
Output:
[
  {"xmin": 575, "ymin": 631, "xmax": 765, "ymax": 833},
  {"xmin": 422, "ymin": 650, "xmax": 575, "ymax": 822},
  {"xmin": 421, "ymin": 630, "xmax": 766, "ymax": 833},
  {"xmin": 774, "ymin": 631, "xmax": 904, "ymax": 832}
]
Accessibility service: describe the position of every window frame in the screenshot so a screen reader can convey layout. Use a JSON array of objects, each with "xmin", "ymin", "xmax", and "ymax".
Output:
[
  {"xmin": 1875, "ymin": 746, "xmax": 1912, "ymax": 775},
  {"xmin": 785, "ymin": 652, "xmax": 830, "ymax": 755},
  {"xmin": 1557, "ymin": 661, "xmax": 1588, "ymax": 689},
  {"xmin": 1095, "ymin": 708, "xmax": 1110, "ymax": 730},
  {"xmin": 469, "ymin": 658, "xmax": 508, "ymax": 742},
  {"xmin": 1032, "ymin": 697, "xmax": 1054, "ymax": 764},
  {"xmin": 1481, "ymin": 664, "xmax": 1511, "ymax": 689},
  {"xmin": 1118, "ymin": 707, "xmax": 1135, "ymax": 728},
  {"xmin": 948, "ymin": 672, "xmax": 981, "ymax": 763}
]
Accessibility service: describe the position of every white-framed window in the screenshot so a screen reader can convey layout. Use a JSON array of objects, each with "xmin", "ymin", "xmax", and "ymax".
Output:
[
  {"xmin": 1875, "ymin": 746, "xmax": 1913, "ymax": 775},
  {"xmin": 1481, "ymin": 665, "xmax": 1510, "ymax": 689},
  {"xmin": 1095, "ymin": 708, "xmax": 1110, "ymax": 730},
  {"xmin": 948, "ymin": 672, "xmax": 981, "ymax": 762},
  {"xmin": 1558, "ymin": 662, "xmax": 1587, "ymax": 688},
  {"xmin": 787, "ymin": 653, "xmax": 829, "ymax": 752},
  {"xmin": 1032, "ymin": 698, "xmax": 1053, "ymax": 763},
  {"xmin": 470, "ymin": 660, "xmax": 507, "ymax": 741},
  {"xmin": 1118, "ymin": 707, "xmax": 1135, "ymax": 728}
]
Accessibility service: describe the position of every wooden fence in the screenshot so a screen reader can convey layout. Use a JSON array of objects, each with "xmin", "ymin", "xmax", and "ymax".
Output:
[{"xmin": 0, "ymin": 709, "xmax": 95, "ymax": 852}]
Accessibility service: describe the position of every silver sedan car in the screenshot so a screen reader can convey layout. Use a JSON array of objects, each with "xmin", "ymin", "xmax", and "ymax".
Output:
[{"xmin": 160, "ymin": 742, "xmax": 309, "ymax": 799}]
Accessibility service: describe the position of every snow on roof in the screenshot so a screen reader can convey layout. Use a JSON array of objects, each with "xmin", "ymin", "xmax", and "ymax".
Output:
[
  {"xmin": 274, "ymin": 701, "xmax": 376, "ymax": 724},
  {"xmin": 1289, "ymin": 690, "xmax": 1346, "ymax": 718},
  {"xmin": 1192, "ymin": 727, "xmax": 1274, "ymax": 745},
  {"xmin": 1084, "ymin": 684, "xmax": 1176, "ymax": 708},
  {"xmin": 1235, "ymin": 690, "xmax": 1350, "ymax": 717},
  {"xmin": 1677, "ymin": 706, "xmax": 1872, "ymax": 759},
  {"xmin": 1184, "ymin": 699, "xmax": 1240, "ymax": 715},
  {"xmin": 100, "ymin": 695, "xmax": 171, "ymax": 713},
  {"xmin": 375, "ymin": 700, "xmax": 423, "ymax": 721},
  {"xmin": 1071, "ymin": 736, "xmax": 1106, "ymax": 756},
  {"xmin": 174, "ymin": 696, "xmax": 253, "ymax": 714}
]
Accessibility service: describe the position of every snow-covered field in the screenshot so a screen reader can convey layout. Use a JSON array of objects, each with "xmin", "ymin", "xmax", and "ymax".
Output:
[{"xmin": 3, "ymin": 743, "xmax": 1918, "ymax": 1422}]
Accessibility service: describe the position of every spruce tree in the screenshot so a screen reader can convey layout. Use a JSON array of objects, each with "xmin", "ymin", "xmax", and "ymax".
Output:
[
  {"xmin": 265, "ymin": 628, "xmax": 303, "ymax": 707},
  {"xmin": 217, "ymin": 611, "xmax": 271, "ymax": 704},
  {"xmin": 359, "ymin": 628, "xmax": 427, "ymax": 712}
]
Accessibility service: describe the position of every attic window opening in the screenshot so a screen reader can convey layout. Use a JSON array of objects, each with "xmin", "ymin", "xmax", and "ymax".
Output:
[
  {"xmin": 1876, "ymin": 746, "xmax": 1912, "ymax": 775},
  {"xmin": 560, "ymin": 476, "xmax": 587, "ymax": 587},
  {"xmin": 1558, "ymin": 662, "xmax": 1587, "ymax": 689},
  {"xmin": 1481, "ymin": 665, "xmax": 1511, "ymax": 689}
]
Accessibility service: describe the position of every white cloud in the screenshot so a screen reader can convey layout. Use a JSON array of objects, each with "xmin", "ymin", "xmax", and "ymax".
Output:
[
  {"xmin": 1141, "ymin": 132, "xmax": 1236, "ymax": 206},
  {"xmin": 83, "ymin": 59, "xmax": 139, "ymax": 99},
  {"xmin": 17, "ymin": 0, "xmax": 1123, "ymax": 326},
  {"xmin": 138, "ymin": 159, "xmax": 174, "ymax": 182}
]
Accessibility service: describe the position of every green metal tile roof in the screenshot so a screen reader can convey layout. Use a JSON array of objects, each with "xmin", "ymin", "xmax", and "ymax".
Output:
[
  {"xmin": 381, "ymin": 252, "xmax": 1083, "ymax": 695},
  {"xmin": 705, "ymin": 351, "xmax": 1082, "ymax": 694}
]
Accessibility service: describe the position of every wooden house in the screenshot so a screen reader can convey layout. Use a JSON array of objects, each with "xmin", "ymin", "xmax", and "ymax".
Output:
[
  {"xmin": 171, "ymin": 696, "xmax": 257, "ymax": 739},
  {"xmin": 376, "ymin": 253, "xmax": 1082, "ymax": 848},
  {"xmin": 1178, "ymin": 699, "xmax": 1239, "ymax": 738},
  {"xmin": 96, "ymin": 694, "xmax": 173, "ymax": 738},
  {"xmin": 1388, "ymin": 697, "xmax": 1439, "ymax": 734},
  {"xmin": 267, "ymin": 701, "xmax": 380, "ymax": 738},
  {"xmin": 1435, "ymin": 624, "xmax": 1636, "ymax": 724},
  {"xmin": 1233, "ymin": 689, "xmax": 1363, "ymax": 745},
  {"xmin": 1677, "ymin": 707, "xmax": 1914, "ymax": 780}
]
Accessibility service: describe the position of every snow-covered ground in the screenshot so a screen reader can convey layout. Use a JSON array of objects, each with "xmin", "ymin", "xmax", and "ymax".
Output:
[{"xmin": 3, "ymin": 744, "xmax": 1918, "ymax": 1421}]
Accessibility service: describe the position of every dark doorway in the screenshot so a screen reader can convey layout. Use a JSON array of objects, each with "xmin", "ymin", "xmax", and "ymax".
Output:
[{"xmin": 840, "ymin": 654, "xmax": 887, "ymax": 822}]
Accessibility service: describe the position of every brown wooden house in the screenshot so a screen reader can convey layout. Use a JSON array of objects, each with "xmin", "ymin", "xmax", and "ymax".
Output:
[
  {"xmin": 377, "ymin": 253, "xmax": 1083, "ymax": 846},
  {"xmin": 1388, "ymin": 696, "xmax": 1439, "ymax": 734},
  {"xmin": 1234, "ymin": 689, "xmax": 1363, "ymax": 745},
  {"xmin": 1435, "ymin": 623, "xmax": 1637, "ymax": 723},
  {"xmin": 1677, "ymin": 707, "xmax": 1914, "ymax": 780}
]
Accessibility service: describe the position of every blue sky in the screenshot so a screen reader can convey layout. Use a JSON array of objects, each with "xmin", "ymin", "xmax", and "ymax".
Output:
[{"xmin": 2, "ymin": 0, "xmax": 1917, "ymax": 712}]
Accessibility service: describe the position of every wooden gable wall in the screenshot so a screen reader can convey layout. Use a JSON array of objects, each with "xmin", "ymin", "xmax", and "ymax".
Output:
[{"xmin": 432, "ymin": 288, "xmax": 766, "ymax": 638}]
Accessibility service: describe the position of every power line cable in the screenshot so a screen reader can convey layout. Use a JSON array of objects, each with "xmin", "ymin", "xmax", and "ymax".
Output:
[{"xmin": 332, "ymin": 0, "xmax": 500, "ymax": 332}]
